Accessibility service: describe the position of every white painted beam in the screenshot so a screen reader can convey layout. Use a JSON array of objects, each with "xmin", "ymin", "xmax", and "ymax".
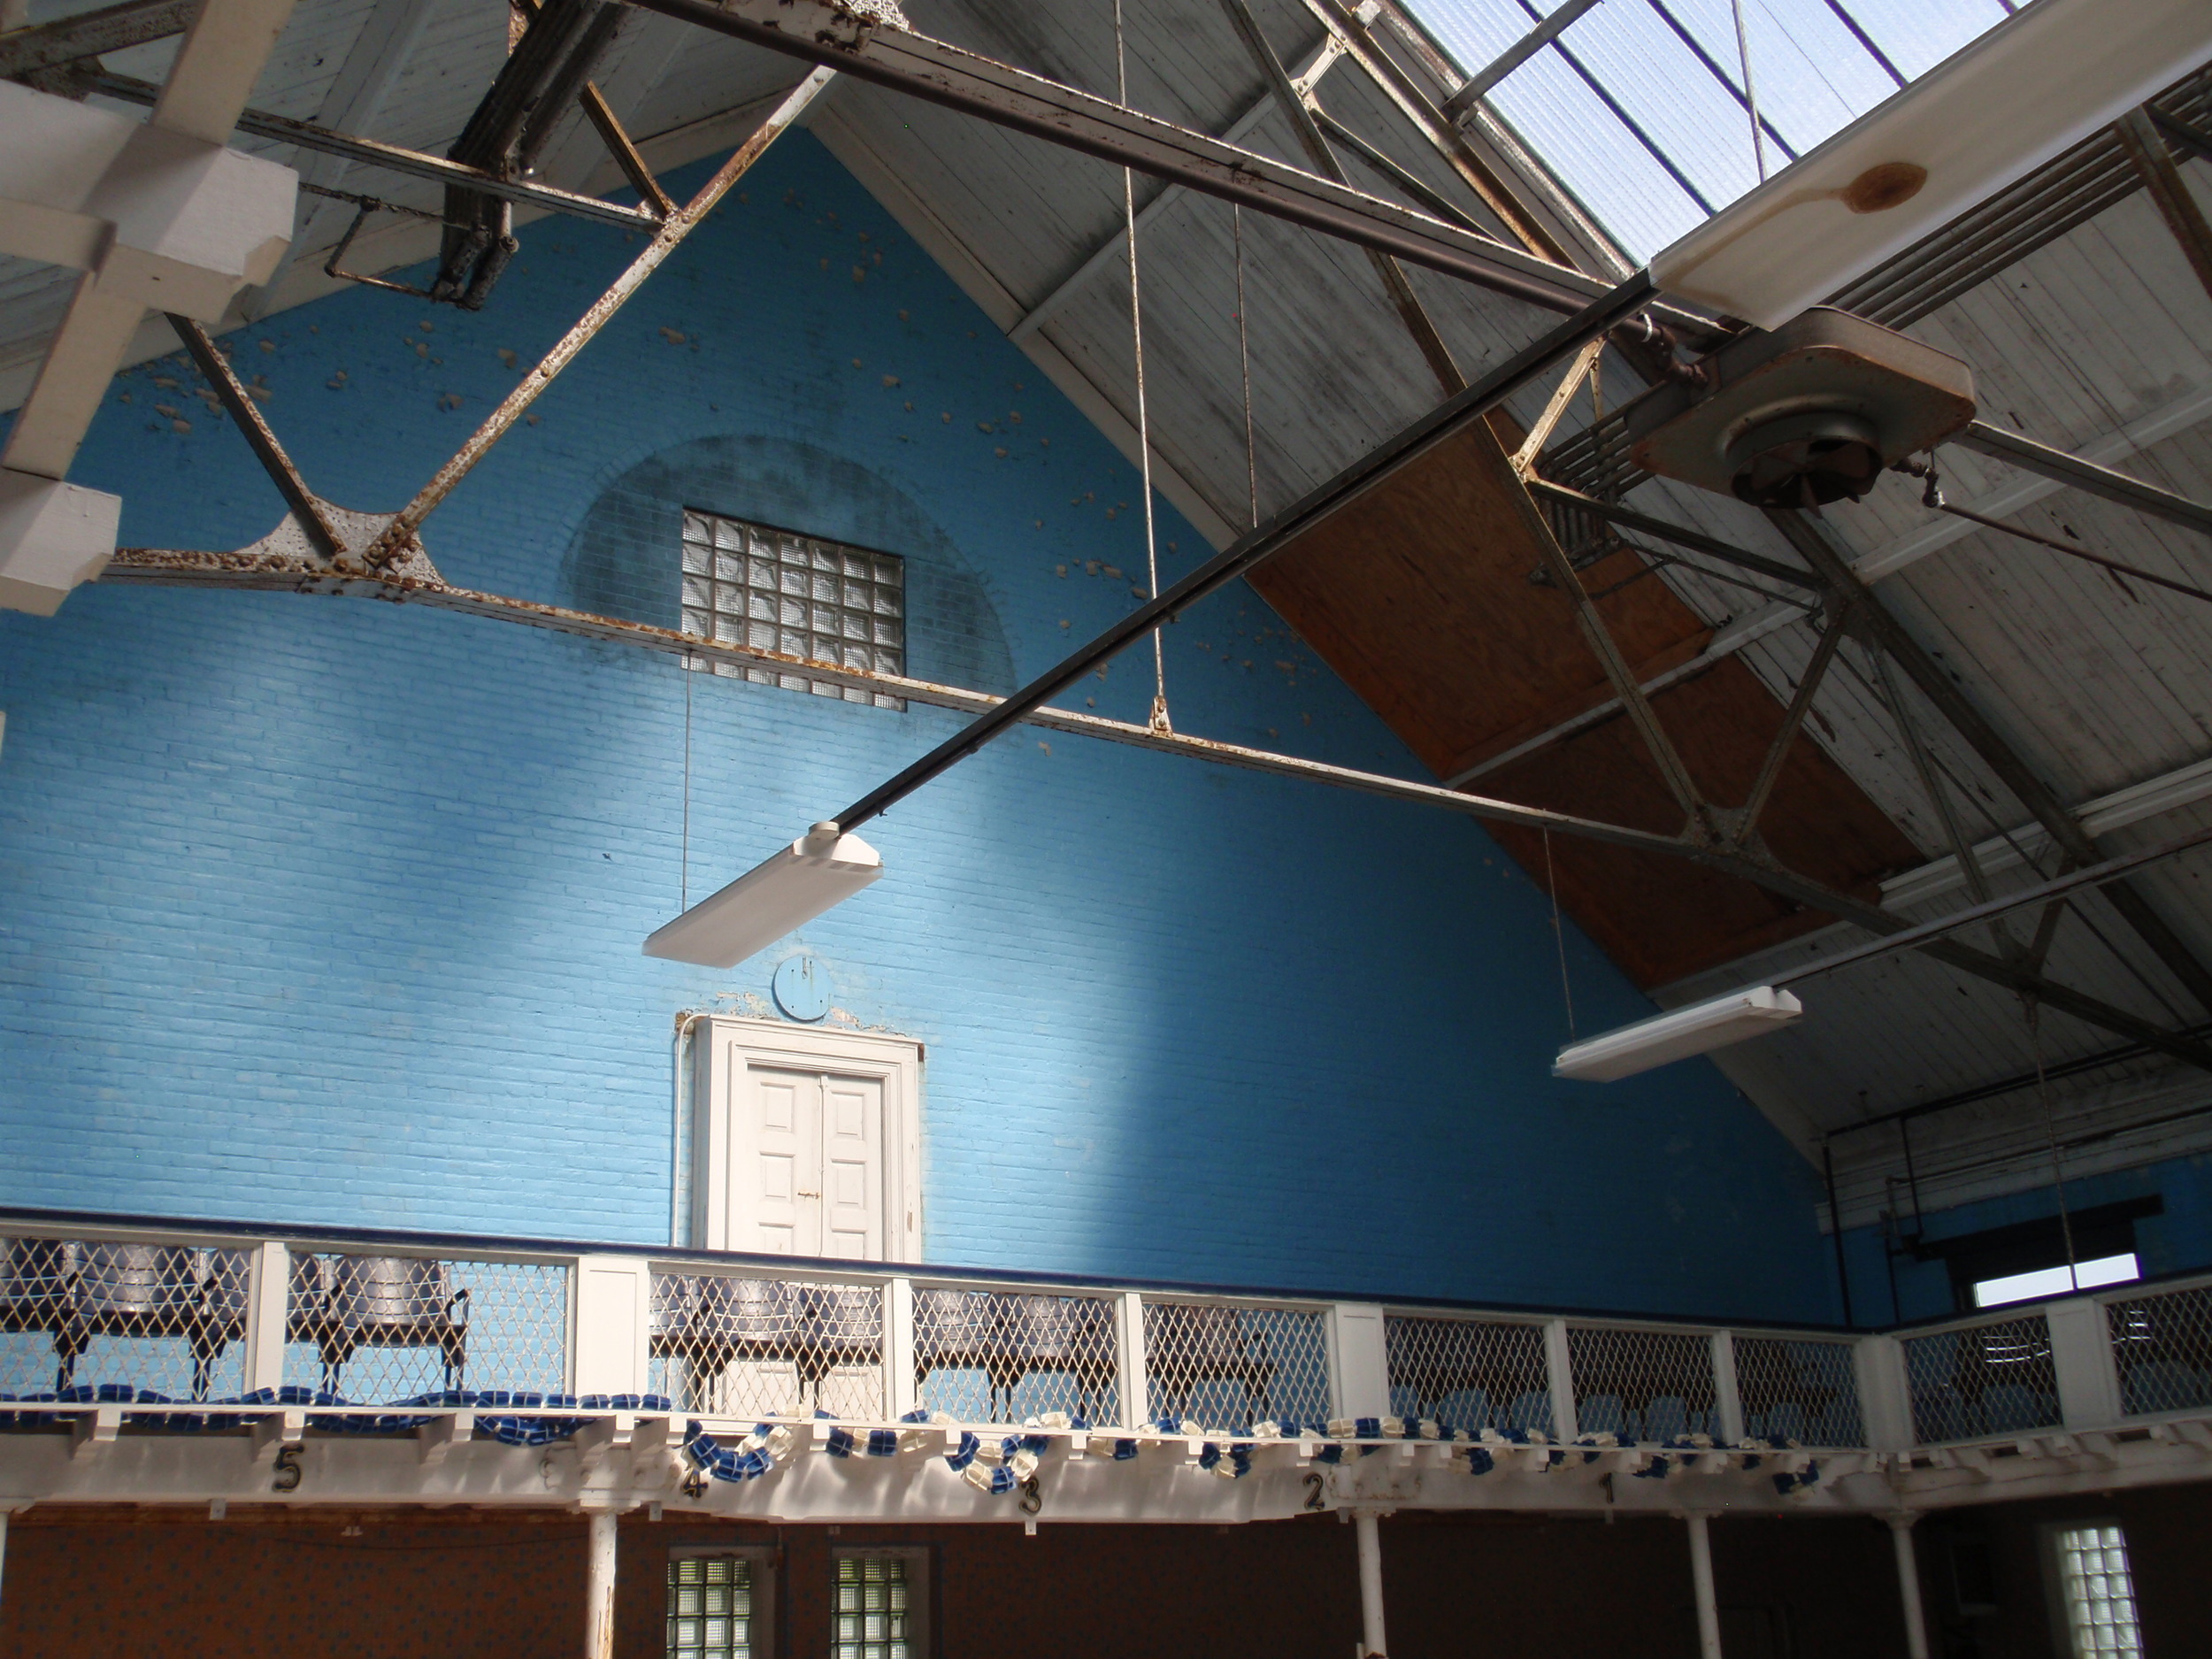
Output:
[{"xmin": 0, "ymin": 0, "xmax": 303, "ymax": 611}]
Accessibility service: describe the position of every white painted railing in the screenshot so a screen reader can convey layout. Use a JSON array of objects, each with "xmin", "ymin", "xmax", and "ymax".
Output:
[{"xmin": 4, "ymin": 1214, "xmax": 2209, "ymax": 1463}]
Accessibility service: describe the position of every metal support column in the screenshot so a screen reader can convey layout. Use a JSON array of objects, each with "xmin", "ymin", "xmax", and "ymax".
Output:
[
  {"xmin": 1887, "ymin": 1514, "xmax": 1930, "ymax": 1659},
  {"xmin": 1355, "ymin": 1509, "xmax": 1388, "ymax": 1659},
  {"xmin": 1686, "ymin": 1513, "xmax": 1723, "ymax": 1659},
  {"xmin": 584, "ymin": 1509, "xmax": 618, "ymax": 1659}
]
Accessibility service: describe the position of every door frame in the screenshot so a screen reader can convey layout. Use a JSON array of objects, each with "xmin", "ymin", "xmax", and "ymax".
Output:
[{"xmin": 690, "ymin": 1015, "xmax": 925, "ymax": 1262}]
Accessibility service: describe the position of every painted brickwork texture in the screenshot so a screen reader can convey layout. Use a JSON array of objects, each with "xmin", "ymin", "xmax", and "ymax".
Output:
[
  {"xmin": 0, "ymin": 1509, "xmax": 1937, "ymax": 1659},
  {"xmin": 0, "ymin": 135, "xmax": 1830, "ymax": 1320}
]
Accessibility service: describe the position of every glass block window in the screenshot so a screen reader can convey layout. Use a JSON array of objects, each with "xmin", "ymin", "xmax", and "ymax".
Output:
[
  {"xmin": 832, "ymin": 1554, "xmax": 920, "ymax": 1659},
  {"xmin": 666, "ymin": 1554, "xmax": 756, "ymax": 1659},
  {"xmin": 680, "ymin": 510, "xmax": 905, "ymax": 709},
  {"xmin": 2051, "ymin": 1523, "xmax": 2142, "ymax": 1657}
]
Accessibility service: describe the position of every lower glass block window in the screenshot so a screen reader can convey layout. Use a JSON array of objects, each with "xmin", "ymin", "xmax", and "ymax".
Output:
[
  {"xmin": 832, "ymin": 1554, "xmax": 916, "ymax": 1659},
  {"xmin": 2051, "ymin": 1523, "xmax": 2143, "ymax": 1657},
  {"xmin": 667, "ymin": 1554, "xmax": 754, "ymax": 1659}
]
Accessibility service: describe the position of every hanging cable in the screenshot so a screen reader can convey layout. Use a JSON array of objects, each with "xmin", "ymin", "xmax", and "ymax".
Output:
[
  {"xmin": 1544, "ymin": 828, "xmax": 1577, "ymax": 1040},
  {"xmin": 2024, "ymin": 997, "xmax": 2083, "ymax": 1287},
  {"xmin": 681, "ymin": 648, "xmax": 693, "ymax": 910},
  {"xmin": 1116, "ymin": 0, "xmax": 1171, "ymax": 736},
  {"xmin": 1729, "ymin": 0, "xmax": 1769, "ymax": 180},
  {"xmin": 1233, "ymin": 203, "xmax": 1258, "ymax": 530}
]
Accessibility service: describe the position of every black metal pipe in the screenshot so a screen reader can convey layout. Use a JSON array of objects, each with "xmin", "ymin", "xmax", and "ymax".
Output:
[
  {"xmin": 1823, "ymin": 1140, "xmax": 1855, "ymax": 1327},
  {"xmin": 828, "ymin": 272, "xmax": 1660, "ymax": 833}
]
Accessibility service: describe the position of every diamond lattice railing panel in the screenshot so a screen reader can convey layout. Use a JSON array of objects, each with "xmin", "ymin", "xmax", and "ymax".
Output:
[
  {"xmin": 2106, "ymin": 1282, "xmax": 2212, "ymax": 1417},
  {"xmin": 283, "ymin": 1253, "xmax": 569, "ymax": 1402},
  {"xmin": 0, "ymin": 1237, "xmax": 256, "ymax": 1401},
  {"xmin": 1141, "ymin": 1301, "xmax": 1330, "ymax": 1431},
  {"xmin": 1384, "ymin": 1315, "xmax": 1554, "ymax": 1435},
  {"xmin": 1731, "ymin": 1335, "xmax": 1864, "ymax": 1446},
  {"xmin": 1902, "ymin": 1312, "xmax": 2061, "ymax": 1443},
  {"xmin": 1565, "ymin": 1325, "xmax": 1719, "ymax": 1441},
  {"xmin": 650, "ymin": 1274, "xmax": 885, "ymax": 1419},
  {"xmin": 912, "ymin": 1286, "xmax": 1120, "ymax": 1425}
]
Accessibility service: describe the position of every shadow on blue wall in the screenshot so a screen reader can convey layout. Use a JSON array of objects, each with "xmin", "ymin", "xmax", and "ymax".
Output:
[{"xmin": 0, "ymin": 134, "xmax": 1836, "ymax": 1323}]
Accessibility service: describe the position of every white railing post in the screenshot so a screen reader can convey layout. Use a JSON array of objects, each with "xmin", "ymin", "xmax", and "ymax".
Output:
[
  {"xmin": 2048, "ymin": 1294, "xmax": 2124, "ymax": 1429},
  {"xmin": 1327, "ymin": 1303, "xmax": 1389, "ymax": 1419},
  {"xmin": 572, "ymin": 1256, "xmax": 652, "ymax": 1398},
  {"xmin": 1544, "ymin": 1319, "xmax": 1579, "ymax": 1441},
  {"xmin": 1854, "ymin": 1334, "xmax": 1915, "ymax": 1452},
  {"xmin": 886, "ymin": 1277, "xmax": 917, "ymax": 1419},
  {"xmin": 242, "ymin": 1240, "xmax": 288, "ymax": 1394},
  {"xmin": 1116, "ymin": 1293, "xmax": 1148, "ymax": 1429},
  {"xmin": 1712, "ymin": 1332, "xmax": 1746, "ymax": 1444}
]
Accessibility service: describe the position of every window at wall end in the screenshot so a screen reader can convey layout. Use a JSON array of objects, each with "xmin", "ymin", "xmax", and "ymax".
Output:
[
  {"xmin": 1973, "ymin": 1252, "xmax": 2141, "ymax": 1310},
  {"xmin": 666, "ymin": 1550, "xmax": 772, "ymax": 1659},
  {"xmin": 2047, "ymin": 1521, "xmax": 2142, "ymax": 1657},
  {"xmin": 832, "ymin": 1548, "xmax": 929, "ymax": 1659},
  {"xmin": 680, "ymin": 509, "xmax": 906, "ymax": 710}
]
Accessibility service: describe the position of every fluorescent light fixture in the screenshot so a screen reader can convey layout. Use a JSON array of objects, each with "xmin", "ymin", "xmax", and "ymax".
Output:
[
  {"xmin": 642, "ymin": 823, "xmax": 882, "ymax": 968},
  {"xmin": 1553, "ymin": 986, "xmax": 1802, "ymax": 1082},
  {"xmin": 1973, "ymin": 1252, "xmax": 2140, "ymax": 1309},
  {"xmin": 1650, "ymin": 0, "xmax": 2212, "ymax": 328}
]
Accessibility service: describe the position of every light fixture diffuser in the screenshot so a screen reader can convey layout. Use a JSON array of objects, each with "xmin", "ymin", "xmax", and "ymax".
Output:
[
  {"xmin": 1553, "ymin": 987, "xmax": 1802, "ymax": 1082},
  {"xmin": 642, "ymin": 823, "xmax": 881, "ymax": 968},
  {"xmin": 1650, "ymin": 0, "xmax": 2212, "ymax": 329}
]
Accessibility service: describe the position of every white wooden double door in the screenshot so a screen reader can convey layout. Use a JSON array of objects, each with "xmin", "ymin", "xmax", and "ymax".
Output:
[{"xmin": 735, "ymin": 1065, "xmax": 884, "ymax": 1259}]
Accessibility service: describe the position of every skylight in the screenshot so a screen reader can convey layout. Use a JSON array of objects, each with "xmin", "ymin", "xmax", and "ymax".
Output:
[{"xmin": 1399, "ymin": 0, "xmax": 2020, "ymax": 258}]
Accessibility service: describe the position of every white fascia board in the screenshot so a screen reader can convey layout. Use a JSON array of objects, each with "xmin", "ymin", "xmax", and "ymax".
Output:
[
  {"xmin": 643, "ymin": 831, "xmax": 883, "ymax": 968},
  {"xmin": 1554, "ymin": 986, "xmax": 1803, "ymax": 1082}
]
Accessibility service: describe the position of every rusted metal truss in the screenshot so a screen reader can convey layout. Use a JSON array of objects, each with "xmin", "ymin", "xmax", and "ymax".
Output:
[{"xmin": 617, "ymin": 0, "xmax": 1715, "ymax": 332}]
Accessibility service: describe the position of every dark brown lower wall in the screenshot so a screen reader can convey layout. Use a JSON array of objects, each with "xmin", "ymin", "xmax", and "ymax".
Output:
[{"xmin": 1, "ymin": 1486, "xmax": 2203, "ymax": 1657}]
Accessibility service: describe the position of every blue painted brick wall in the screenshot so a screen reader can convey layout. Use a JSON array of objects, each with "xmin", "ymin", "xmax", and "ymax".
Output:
[
  {"xmin": 0, "ymin": 135, "xmax": 1838, "ymax": 1323},
  {"xmin": 1839, "ymin": 1156, "xmax": 2212, "ymax": 1325}
]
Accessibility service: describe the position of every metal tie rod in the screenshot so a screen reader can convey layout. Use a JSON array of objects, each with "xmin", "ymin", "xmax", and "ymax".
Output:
[
  {"xmin": 829, "ymin": 273, "xmax": 1659, "ymax": 834},
  {"xmin": 1769, "ymin": 821, "xmax": 2212, "ymax": 993}
]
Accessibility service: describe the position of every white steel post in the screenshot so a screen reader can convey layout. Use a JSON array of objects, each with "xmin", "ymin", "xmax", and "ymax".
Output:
[
  {"xmin": 1853, "ymin": 1334, "xmax": 1914, "ymax": 1453},
  {"xmin": 886, "ymin": 1278, "xmax": 917, "ymax": 1419},
  {"xmin": 1711, "ymin": 1332, "xmax": 1745, "ymax": 1445},
  {"xmin": 1543, "ymin": 1319, "xmax": 1578, "ymax": 1441},
  {"xmin": 2047, "ymin": 1295, "xmax": 2123, "ymax": 1429},
  {"xmin": 1887, "ymin": 1514, "xmax": 1930, "ymax": 1659},
  {"xmin": 1116, "ymin": 1293, "xmax": 1148, "ymax": 1429},
  {"xmin": 1354, "ymin": 1509, "xmax": 1388, "ymax": 1658},
  {"xmin": 584, "ymin": 1509, "xmax": 618, "ymax": 1659},
  {"xmin": 243, "ymin": 1240, "xmax": 289, "ymax": 1394},
  {"xmin": 1686, "ymin": 1513, "xmax": 1724, "ymax": 1659},
  {"xmin": 1327, "ymin": 1304, "xmax": 1389, "ymax": 1419}
]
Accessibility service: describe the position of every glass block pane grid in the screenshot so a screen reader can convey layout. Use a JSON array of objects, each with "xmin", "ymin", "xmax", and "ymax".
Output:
[
  {"xmin": 1732, "ymin": 1335, "xmax": 1864, "ymax": 1446},
  {"xmin": 649, "ymin": 1274, "xmax": 885, "ymax": 1420},
  {"xmin": 680, "ymin": 511, "xmax": 905, "ymax": 708},
  {"xmin": 1902, "ymin": 1313, "xmax": 2061, "ymax": 1443},
  {"xmin": 2053, "ymin": 1524, "xmax": 2142, "ymax": 1657},
  {"xmin": 0, "ymin": 1238, "xmax": 254, "ymax": 1400},
  {"xmin": 1383, "ymin": 1315, "xmax": 1553, "ymax": 1435},
  {"xmin": 913, "ymin": 1286, "xmax": 1119, "ymax": 1425},
  {"xmin": 667, "ymin": 1555, "xmax": 753, "ymax": 1659},
  {"xmin": 833, "ymin": 1555, "xmax": 912, "ymax": 1659},
  {"xmin": 1143, "ymin": 1301, "xmax": 1329, "ymax": 1431},
  {"xmin": 283, "ymin": 1255, "xmax": 569, "ymax": 1401},
  {"xmin": 1566, "ymin": 1325, "xmax": 1718, "ymax": 1441},
  {"xmin": 2107, "ymin": 1281, "xmax": 2212, "ymax": 1417}
]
